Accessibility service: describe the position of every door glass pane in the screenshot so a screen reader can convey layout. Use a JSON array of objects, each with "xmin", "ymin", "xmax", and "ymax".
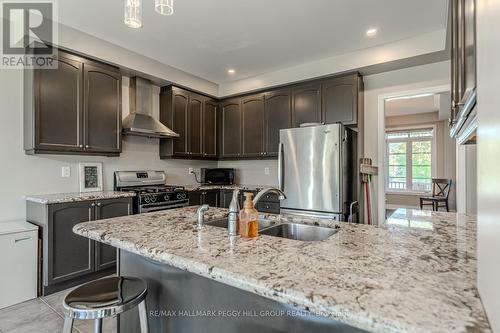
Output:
[
  {"xmin": 412, "ymin": 141, "xmax": 432, "ymax": 191},
  {"xmin": 388, "ymin": 142, "xmax": 406, "ymax": 190}
]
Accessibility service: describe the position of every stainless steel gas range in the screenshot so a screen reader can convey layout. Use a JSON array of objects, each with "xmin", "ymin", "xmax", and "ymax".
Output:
[{"xmin": 114, "ymin": 171, "xmax": 188, "ymax": 214}]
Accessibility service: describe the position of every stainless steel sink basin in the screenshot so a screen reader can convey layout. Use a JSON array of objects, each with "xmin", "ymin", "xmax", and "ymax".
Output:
[
  {"xmin": 206, "ymin": 218, "xmax": 276, "ymax": 230},
  {"xmin": 259, "ymin": 223, "xmax": 338, "ymax": 241}
]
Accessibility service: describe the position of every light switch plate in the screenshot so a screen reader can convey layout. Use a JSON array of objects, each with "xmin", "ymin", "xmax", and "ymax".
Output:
[
  {"xmin": 264, "ymin": 167, "xmax": 270, "ymax": 175},
  {"xmin": 61, "ymin": 166, "xmax": 71, "ymax": 178}
]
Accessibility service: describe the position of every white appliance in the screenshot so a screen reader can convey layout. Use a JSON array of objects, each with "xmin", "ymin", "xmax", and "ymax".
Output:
[{"xmin": 0, "ymin": 221, "xmax": 38, "ymax": 309}]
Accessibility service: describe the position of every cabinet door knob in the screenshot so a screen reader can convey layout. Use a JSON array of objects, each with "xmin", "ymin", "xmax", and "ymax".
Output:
[
  {"xmin": 91, "ymin": 203, "xmax": 95, "ymax": 207},
  {"xmin": 97, "ymin": 202, "xmax": 101, "ymax": 207},
  {"xmin": 79, "ymin": 144, "xmax": 83, "ymax": 148},
  {"xmin": 85, "ymin": 145, "xmax": 89, "ymax": 149}
]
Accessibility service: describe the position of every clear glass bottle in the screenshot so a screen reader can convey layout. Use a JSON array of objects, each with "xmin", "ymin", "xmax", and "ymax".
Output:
[{"xmin": 239, "ymin": 192, "xmax": 258, "ymax": 238}]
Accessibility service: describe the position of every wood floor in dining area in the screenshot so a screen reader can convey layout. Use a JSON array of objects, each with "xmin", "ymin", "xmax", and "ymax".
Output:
[{"xmin": 0, "ymin": 287, "xmax": 117, "ymax": 333}]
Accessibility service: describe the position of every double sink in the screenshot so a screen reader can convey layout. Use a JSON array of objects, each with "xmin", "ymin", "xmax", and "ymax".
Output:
[{"xmin": 206, "ymin": 218, "xmax": 339, "ymax": 241}]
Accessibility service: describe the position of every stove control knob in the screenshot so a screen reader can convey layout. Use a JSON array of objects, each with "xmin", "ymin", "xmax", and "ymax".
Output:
[
  {"xmin": 150, "ymin": 195, "xmax": 157, "ymax": 203},
  {"xmin": 164, "ymin": 194, "xmax": 170, "ymax": 201},
  {"xmin": 177, "ymin": 193, "xmax": 185, "ymax": 200},
  {"xmin": 144, "ymin": 196, "xmax": 150, "ymax": 203}
]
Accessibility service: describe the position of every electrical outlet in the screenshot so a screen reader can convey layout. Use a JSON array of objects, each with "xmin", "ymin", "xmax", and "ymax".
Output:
[
  {"xmin": 188, "ymin": 168, "xmax": 194, "ymax": 174},
  {"xmin": 61, "ymin": 166, "xmax": 71, "ymax": 178},
  {"xmin": 264, "ymin": 167, "xmax": 270, "ymax": 175}
]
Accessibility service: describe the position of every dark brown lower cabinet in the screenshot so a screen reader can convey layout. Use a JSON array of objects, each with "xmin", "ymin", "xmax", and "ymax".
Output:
[
  {"xmin": 94, "ymin": 198, "xmax": 132, "ymax": 270},
  {"xmin": 219, "ymin": 190, "xmax": 234, "ymax": 208},
  {"xmin": 27, "ymin": 197, "xmax": 133, "ymax": 295},
  {"xmin": 190, "ymin": 189, "xmax": 280, "ymax": 213},
  {"xmin": 47, "ymin": 201, "xmax": 95, "ymax": 285},
  {"xmin": 189, "ymin": 190, "xmax": 219, "ymax": 207}
]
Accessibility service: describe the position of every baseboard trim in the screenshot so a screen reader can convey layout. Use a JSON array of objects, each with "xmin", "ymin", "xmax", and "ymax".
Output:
[{"xmin": 385, "ymin": 204, "xmax": 419, "ymax": 210}]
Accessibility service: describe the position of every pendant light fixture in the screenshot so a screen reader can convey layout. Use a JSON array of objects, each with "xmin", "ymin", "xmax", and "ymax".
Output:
[
  {"xmin": 155, "ymin": 0, "xmax": 174, "ymax": 15},
  {"xmin": 124, "ymin": 0, "xmax": 174, "ymax": 28},
  {"xmin": 124, "ymin": 0, "xmax": 142, "ymax": 29}
]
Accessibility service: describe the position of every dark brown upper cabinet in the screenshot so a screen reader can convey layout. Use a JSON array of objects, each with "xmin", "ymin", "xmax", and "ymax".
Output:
[
  {"xmin": 159, "ymin": 86, "xmax": 218, "ymax": 160},
  {"xmin": 188, "ymin": 93, "xmax": 204, "ymax": 157},
  {"xmin": 221, "ymin": 99, "xmax": 242, "ymax": 158},
  {"xmin": 264, "ymin": 89, "xmax": 292, "ymax": 156},
  {"xmin": 162, "ymin": 73, "xmax": 362, "ymax": 161},
  {"xmin": 24, "ymin": 49, "xmax": 122, "ymax": 156},
  {"xmin": 172, "ymin": 88, "xmax": 189, "ymax": 156},
  {"xmin": 241, "ymin": 94, "xmax": 265, "ymax": 157},
  {"xmin": 322, "ymin": 75, "xmax": 359, "ymax": 126},
  {"xmin": 291, "ymin": 83, "xmax": 321, "ymax": 127},
  {"xmin": 84, "ymin": 64, "xmax": 121, "ymax": 154},
  {"xmin": 203, "ymin": 99, "xmax": 218, "ymax": 158}
]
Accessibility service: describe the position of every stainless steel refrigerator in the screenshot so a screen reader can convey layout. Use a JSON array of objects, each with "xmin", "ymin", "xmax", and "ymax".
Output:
[{"xmin": 278, "ymin": 123, "xmax": 358, "ymax": 220}]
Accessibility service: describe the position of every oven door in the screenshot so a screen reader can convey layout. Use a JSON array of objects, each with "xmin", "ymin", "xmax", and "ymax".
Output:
[{"xmin": 139, "ymin": 201, "xmax": 189, "ymax": 213}]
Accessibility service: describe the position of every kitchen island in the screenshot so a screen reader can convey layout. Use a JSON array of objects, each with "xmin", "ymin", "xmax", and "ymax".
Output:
[{"xmin": 73, "ymin": 207, "xmax": 490, "ymax": 333}]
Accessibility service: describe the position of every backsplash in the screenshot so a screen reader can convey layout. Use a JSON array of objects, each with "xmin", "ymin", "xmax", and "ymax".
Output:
[{"xmin": 217, "ymin": 160, "xmax": 278, "ymax": 186}]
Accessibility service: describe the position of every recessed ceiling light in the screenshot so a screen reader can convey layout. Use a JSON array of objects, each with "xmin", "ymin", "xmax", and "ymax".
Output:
[
  {"xmin": 227, "ymin": 69, "xmax": 236, "ymax": 74},
  {"xmin": 366, "ymin": 28, "xmax": 377, "ymax": 37}
]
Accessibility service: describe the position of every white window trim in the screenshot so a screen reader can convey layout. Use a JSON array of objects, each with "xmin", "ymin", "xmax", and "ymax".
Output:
[{"xmin": 385, "ymin": 125, "xmax": 437, "ymax": 195}]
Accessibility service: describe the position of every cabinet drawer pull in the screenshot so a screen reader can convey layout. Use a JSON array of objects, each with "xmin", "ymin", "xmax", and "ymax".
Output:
[{"xmin": 15, "ymin": 237, "xmax": 31, "ymax": 243}]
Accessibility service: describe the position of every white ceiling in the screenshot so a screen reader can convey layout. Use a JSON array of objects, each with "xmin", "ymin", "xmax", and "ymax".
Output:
[
  {"xmin": 58, "ymin": 0, "xmax": 448, "ymax": 84},
  {"xmin": 385, "ymin": 95, "xmax": 439, "ymax": 117}
]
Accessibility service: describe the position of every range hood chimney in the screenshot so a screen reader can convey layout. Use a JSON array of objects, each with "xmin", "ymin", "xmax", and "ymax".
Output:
[{"xmin": 122, "ymin": 77, "xmax": 179, "ymax": 138}]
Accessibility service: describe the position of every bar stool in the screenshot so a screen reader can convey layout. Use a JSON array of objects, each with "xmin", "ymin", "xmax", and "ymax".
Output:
[{"xmin": 62, "ymin": 276, "xmax": 149, "ymax": 333}]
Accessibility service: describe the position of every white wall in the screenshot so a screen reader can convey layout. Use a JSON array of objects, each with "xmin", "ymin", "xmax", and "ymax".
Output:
[
  {"xmin": 363, "ymin": 61, "xmax": 450, "ymax": 224},
  {"xmin": 476, "ymin": 0, "xmax": 500, "ymax": 330},
  {"xmin": 217, "ymin": 160, "xmax": 278, "ymax": 186},
  {"xmin": 0, "ymin": 71, "xmax": 216, "ymax": 222},
  {"xmin": 465, "ymin": 145, "xmax": 477, "ymax": 215},
  {"xmin": 456, "ymin": 144, "xmax": 478, "ymax": 215}
]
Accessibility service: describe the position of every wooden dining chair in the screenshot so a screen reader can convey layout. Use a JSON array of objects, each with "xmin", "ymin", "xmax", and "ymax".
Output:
[{"xmin": 419, "ymin": 178, "xmax": 452, "ymax": 212}]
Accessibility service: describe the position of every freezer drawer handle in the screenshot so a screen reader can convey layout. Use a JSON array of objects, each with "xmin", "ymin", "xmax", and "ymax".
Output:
[{"xmin": 15, "ymin": 237, "xmax": 31, "ymax": 243}]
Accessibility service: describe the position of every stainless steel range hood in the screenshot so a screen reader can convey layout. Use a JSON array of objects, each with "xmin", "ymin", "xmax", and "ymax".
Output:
[{"xmin": 122, "ymin": 77, "xmax": 179, "ymax": 138}]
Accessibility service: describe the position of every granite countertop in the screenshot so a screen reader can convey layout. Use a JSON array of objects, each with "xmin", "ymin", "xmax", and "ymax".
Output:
[
  {"xmin": 183, "ymin": 184, "xmax": 272, "ymax": 191},
  {"xmin": 73, "ymin": 207, "xmax": 490, "ymax": 333},
  {"xmin": 25, "ymin": 191, "xmax": 135, "ymax": 204}
]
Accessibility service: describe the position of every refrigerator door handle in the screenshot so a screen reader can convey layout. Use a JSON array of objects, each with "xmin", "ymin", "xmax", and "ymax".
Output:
[{"xmin": 278, "ymin": 142, "xmax": 284, "ymax": 191}]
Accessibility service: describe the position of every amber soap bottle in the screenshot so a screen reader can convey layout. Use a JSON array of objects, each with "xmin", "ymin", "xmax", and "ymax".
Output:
[{"xmin": 239, "ymin": 192, "xmax": 258, "ymax": 238}]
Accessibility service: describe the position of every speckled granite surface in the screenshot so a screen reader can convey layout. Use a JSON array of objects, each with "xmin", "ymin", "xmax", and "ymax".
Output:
[
  {"xmin": 25, "ymin": 191, "xmax": 135, "ymax": 204},
  {"xmin": 183, "ymin": 184, "xmax": 271, "ymax": 191},
  {"xmin": 73, "ymin": 207, "xmax": 490, "ymax": 333}
]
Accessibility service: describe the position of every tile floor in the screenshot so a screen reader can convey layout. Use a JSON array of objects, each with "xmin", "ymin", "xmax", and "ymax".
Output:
[{"xmin": 0, "ymin": 286, "xmax": 117, "ymax": 333}]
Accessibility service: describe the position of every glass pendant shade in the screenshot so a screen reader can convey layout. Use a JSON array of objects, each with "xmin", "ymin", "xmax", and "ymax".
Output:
[
  {"xmin": 155, "ymin": 0, "xmax": 174, "ymax": 15},
  {"xmin": 124, "ymin": 0, "xmax": 142, "ymax": 28}
]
